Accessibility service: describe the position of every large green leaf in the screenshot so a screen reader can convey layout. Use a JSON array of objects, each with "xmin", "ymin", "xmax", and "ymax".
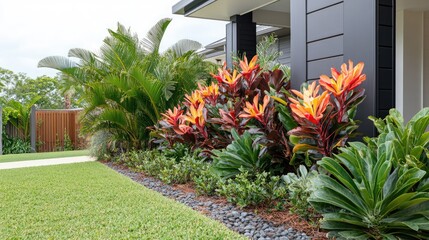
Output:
[
  {"xmin": 310, "ymin": 112, "xmax": 429, "ymax": 240},
  {"xmin": 212, "ymin": 130, "xmax": 271, "ymax": 179}
]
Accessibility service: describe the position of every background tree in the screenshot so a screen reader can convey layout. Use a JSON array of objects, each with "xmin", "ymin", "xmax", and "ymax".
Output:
[
  {"xmin": 0, "ymin": 67, "xmax": 72, "ymax": 109},
  {"xmin": 38, "ymin": 18, "xmax": 210, "ymax": 150}
]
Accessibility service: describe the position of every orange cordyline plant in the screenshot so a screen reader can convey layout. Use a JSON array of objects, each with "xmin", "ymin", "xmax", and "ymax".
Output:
[
  {"xmin": 185, "ymin": 90, "xmax": 204, "ymax": 108},
  {"xmin": 161, "ymin": 105, "xmax": 183, "ymax": 127},
  {"xmin": 160, "ymin": 106, "xmax": 192, "ymax": 135},
  {"xmin": 182, "ymin": 103, "xmax": 208, "ymax": 138},
  {"xmin": 240, "ymin": 94, "xmax": 270, "ymax": 125},
  {"xmin": 157, "ymin": 54, "xmax": 291, "ymax": 163},
  {"xmin": 240, "ymin": 55, "xmax": 260, "ymax": 81},
  {"xmin": 289, "ymin": 82, "xmax": 330, "ymax": 125},
  {"xmin": 288, "ymin": 60, "xmax": 366, "ymax": 162},
  {"xmin": 223, "ymin": 69, "xmax": 242, "ymax": 91},
  {"xmin": 199, "ymin": 82, "xmax": 219, "ymax": 105},
  {"xmin": 319, "ymin": 60, "xmax": 366, "ymax": 122}
]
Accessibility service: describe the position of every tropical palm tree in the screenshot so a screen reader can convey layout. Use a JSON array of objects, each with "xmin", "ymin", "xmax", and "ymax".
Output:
[{"xmin": 38, "ymin": 18, "xmax": 208, "ymax": 150}]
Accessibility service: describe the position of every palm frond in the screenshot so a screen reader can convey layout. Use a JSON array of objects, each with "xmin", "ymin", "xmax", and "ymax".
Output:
[
  {"xmin": 165, "ymin": 39, "xmax": 202, "ymax": 58},
  {"xmin": 38, "ymin": 56, "xmax": 78, "ymax": 70},
  {"xmin": 142, "ymin": 18, "xmax": 172, "ymax": 54}
]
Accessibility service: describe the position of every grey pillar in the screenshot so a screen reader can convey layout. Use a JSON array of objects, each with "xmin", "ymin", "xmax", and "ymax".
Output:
[
  {"xmin": 225, "ymin": 12, "xmax": 257, "ymax": 68},
  {"xmin": 30, "ymin": 106, "xmax": 36, "ymax": 152},
  {"xmin": 0, "ymin": 106, "xmax": 2, "ymax": 155}
]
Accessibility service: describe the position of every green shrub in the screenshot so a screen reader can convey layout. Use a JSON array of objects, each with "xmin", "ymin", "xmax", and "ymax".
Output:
[
  {"xmin": 138, "ymin": 151, "xmax": 174, "ymax": 177},
  {"xmin": 2, "ymin": 134, "xmax": 32, "ymax": 154},
  {"xmin": 367, "ymin": 108, "xmax": 429, "ymax": 170},
  {"xmin": 309, "ymin": 140, "xmax": 429, "ymax": 239},
  {"xmin": 212, "ymin": 130, "xmax": 272, "ymax": 179},
  {"xmin": 193, "ymin": 165, "xmax": 221, "ymax": 196},
  {"xmin": 159, "ymin": 155, "xmax": 205, "ymax": 184},
  {"xmin": 162, "ymin": 143, "xmax": 196, "ymax": 162},
  {"xmin": 282, "ymin": 165, "xmax": 318, "ymax": 220},
  {"xmin": 216, "ymin": 171, "xmax": 287, "ymax": 208},
  {"xmin": 125, "ymin": 149, "xmax": 205, "ymax": 185}
]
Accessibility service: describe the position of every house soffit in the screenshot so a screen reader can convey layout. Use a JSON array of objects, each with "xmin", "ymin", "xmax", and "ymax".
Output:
[{"xmin": 172, "ymin": 0, "xmax": 290, "ymax": 21}]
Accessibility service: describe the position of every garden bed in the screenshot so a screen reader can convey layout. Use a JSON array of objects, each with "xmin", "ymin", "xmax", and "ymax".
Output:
[{"xmin": 104, "ymin": 161, "xmax": 328, "ymax": 240}]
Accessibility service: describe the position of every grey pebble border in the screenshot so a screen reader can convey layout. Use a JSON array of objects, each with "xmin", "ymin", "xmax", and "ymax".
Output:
[{"xmin": 105, "ymin": 162, "xmax": 311, "ymax": 240}]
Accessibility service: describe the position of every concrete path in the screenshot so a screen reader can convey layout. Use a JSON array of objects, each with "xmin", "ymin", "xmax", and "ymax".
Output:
[{"xmin": 0, "ymin": 156, "xmax": 96, "ymax": 170}]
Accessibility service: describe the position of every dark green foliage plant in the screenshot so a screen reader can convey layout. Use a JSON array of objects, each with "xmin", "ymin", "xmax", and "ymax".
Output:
[
  {"xmin": 211, "ymin": 129, "xmax": 272, "ymax": 179},
  {"xmin": 282, "ymin": 165, "xmax": 318, "ymax": 220},
  {"xmin": 163, "ymin": 143, "xmax": 196, "ymax": 162},
  {"xmin": 124, "ymin": 149, "xmax": 206, "ymax": 184},
  {"xmin": 193, "ymin": 165, "xmax": 221, "ymax": 196},
  {"xmin": 2, "ymin": 133, "xmax": 32, "ymax": 154},
  {"xmin": 134, "ymin": 150, "xmax": 171, "ymax": 177},
  {"xmin": 159, "ymin": 155, "xmax": 205, "ymax": 184},
  {"xmin": 309, "ymin": 138, "xmax": 429, "ymax": 239},
  {"xmin": 367, "ymin": 108, "xmax": 429, "ymax": 171},
  {"xmin": 216, "ymin": 171, "xmax": 287, "ymax": 208}
]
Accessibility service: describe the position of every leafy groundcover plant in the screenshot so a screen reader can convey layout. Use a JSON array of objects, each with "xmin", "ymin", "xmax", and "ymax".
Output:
[
  {"xmin": 309, "ymin": 109, "xmax": 429, "ymax": 239},
  {"xmin": 282, "ymin": 165, "xmax": 319, "ymax": 220}
]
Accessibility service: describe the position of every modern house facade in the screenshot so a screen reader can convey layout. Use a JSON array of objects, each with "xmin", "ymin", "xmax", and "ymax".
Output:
[{"xmin": 173, "ymin": 0, "xmax": 429, "ymax": 137}]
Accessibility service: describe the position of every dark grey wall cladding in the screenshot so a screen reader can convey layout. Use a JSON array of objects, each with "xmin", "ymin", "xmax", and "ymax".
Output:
[
  {"xmin": 378, "ymin": 89, "xmax": 394, "ymax": 109},
  {"xmin": 379, "ymin": 26, "xmax": 393, "ymax": 47},
  {"xmin": 379, "ymin": 5, "xmax": 394, "ymax": 26},
  {"xmin": 379, "ymin": 0, "xmax": 393, "ymax": 6},
  {"xmin": 307, "ymin": 56, "xmax": 344, "ymax": 80},
  {"xmin": 379, "ymin": 47, "xmax": 394, "ymax": 68},
  {"xmin": 307, "ymin": 3, "xmax": 344, "ymax": 42},
  {"xmin": 306, "ymin": 2, "xmax": 344, "ymax": 81},
  {"xmin": 307, "ymin": 35, "xmax": 343, "ymax": 61},
  {"xmin": 307, "ymin": 0, "xmax": 343, "ymax": 13},
  {"xmin": 378, "ymin": 69, "xmax": 393, "ymax": 89},
  {"xmin": 377, "ymin": 0, "xmax": 395, "ymax": 118}
]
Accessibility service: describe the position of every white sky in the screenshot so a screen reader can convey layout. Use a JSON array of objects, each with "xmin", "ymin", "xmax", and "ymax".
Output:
[{"xmin": 0, "ymin": 0, "xmax": 227, "ymax": 78}]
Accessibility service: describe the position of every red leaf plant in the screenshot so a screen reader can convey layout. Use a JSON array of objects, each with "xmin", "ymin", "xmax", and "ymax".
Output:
[
  {"xmin": 156, "ymin": 55, "xmax": 292, "ymax": 167},
  {"xmin": 287, "ymin": 60, "xmax": 366, "ymax": 165}
]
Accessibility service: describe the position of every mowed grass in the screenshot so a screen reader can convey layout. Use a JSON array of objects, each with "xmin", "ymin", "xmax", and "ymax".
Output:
[
  {"xmin": 0, "ymin": 150, "xmax": 89, "ymax": 163},
  {"xmin": 0, "ymin": 162, "xmax": 244, "ymax": 239}
]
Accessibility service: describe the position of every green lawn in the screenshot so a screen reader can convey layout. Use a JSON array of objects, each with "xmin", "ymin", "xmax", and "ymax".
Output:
[
  {"xmin": 0, "ymin": 150, "xmax": 89, "ymax": 163},
  {"xmin": 0, "ymin": 162, "xmax": 244, "ymax": 239}
]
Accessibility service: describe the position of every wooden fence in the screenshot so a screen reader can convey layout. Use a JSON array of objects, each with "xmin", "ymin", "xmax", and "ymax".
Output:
[
  {"xmin": 35, "ymin": 109, "xmax": 86, "ymax": 152},
  {"xmin": 1, "ymin": 108, "xmax": 86, "ymax": 153}
]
